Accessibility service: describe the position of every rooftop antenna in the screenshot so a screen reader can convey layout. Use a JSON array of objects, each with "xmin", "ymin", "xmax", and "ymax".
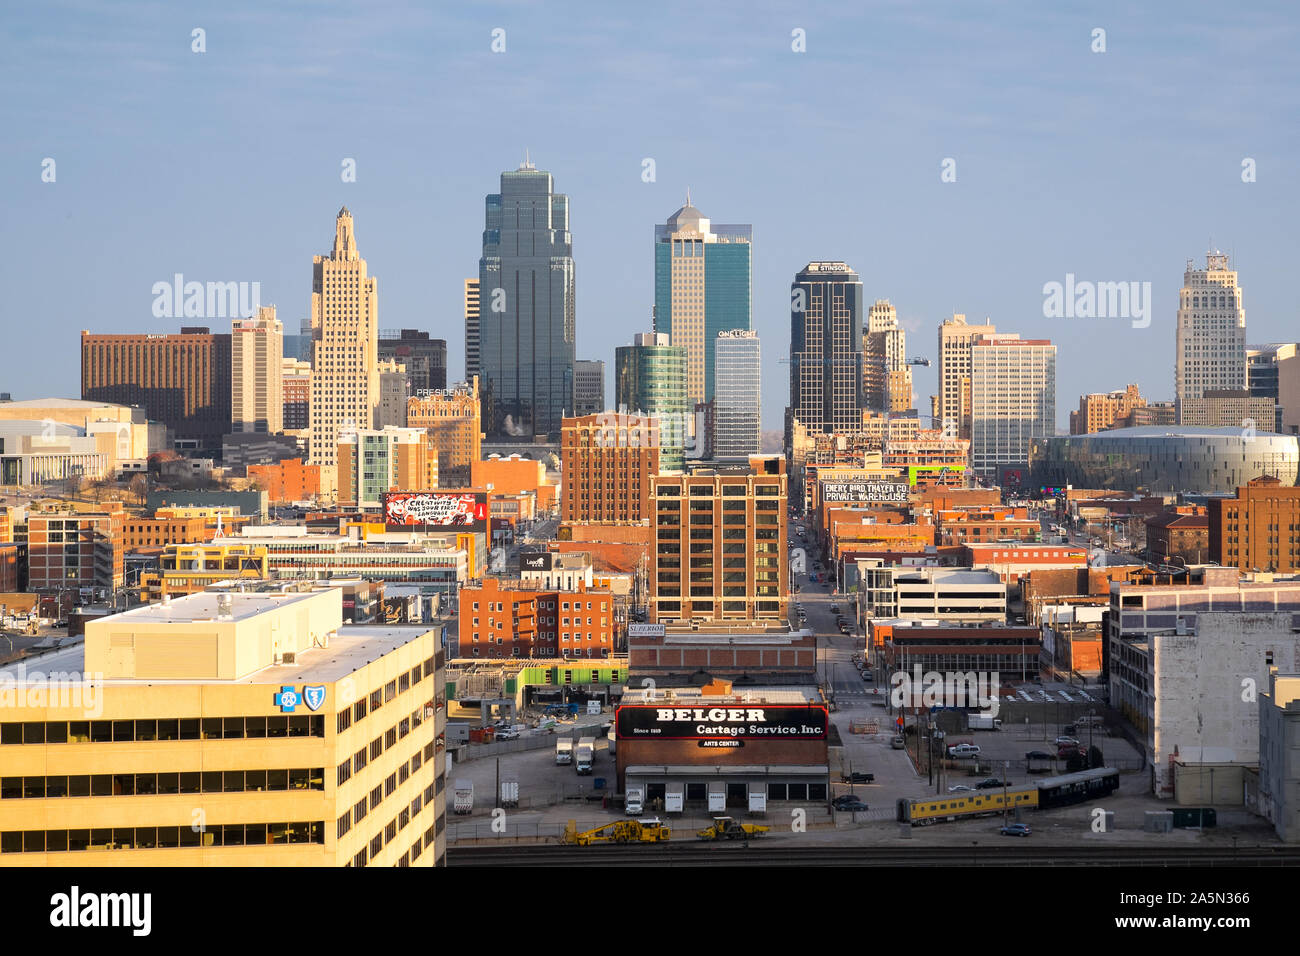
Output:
[
  {"xmin": 686, "ymin": 186, "xmax": 692, "ymax": 206},
  {"xmin": 521, "ymin": 148, "xmax": 535, "ymax": 170}
]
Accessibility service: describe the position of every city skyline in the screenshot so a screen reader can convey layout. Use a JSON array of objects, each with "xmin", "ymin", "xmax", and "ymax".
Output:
[{"xmin": 8, "ymin": 2, "xmax": 1297, "ymax": 433}]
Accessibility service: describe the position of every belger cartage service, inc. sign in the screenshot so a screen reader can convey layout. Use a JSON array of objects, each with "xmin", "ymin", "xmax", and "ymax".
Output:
[{"xmin": 615, "ymin": 704, "xmax": 828, "ymax": 740}]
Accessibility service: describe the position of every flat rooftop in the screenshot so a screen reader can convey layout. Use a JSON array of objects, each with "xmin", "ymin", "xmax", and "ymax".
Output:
[
  {"xmin": 0, "ymin": 625, "xmax": 435, "ymax": 687},
  {"xmin": 105, "ymin": 589, "xmax": 321, "ymax": 625},
  {"xmin": 619, "ymin": 686, "xmax": 822, "ymax": 705}
]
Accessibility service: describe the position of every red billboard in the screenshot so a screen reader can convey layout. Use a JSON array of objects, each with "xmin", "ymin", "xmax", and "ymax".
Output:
[{"xmin": 382, "ymin": 492, "xmax": 488, "ymax": 532}]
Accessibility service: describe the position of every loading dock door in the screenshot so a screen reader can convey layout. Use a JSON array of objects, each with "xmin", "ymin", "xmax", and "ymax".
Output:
[
  {"xmin": 726, "ymin": 782, "xmax": 747, "ymax": 808},
  {"xmin": 707, "ymin": 781, "xmax": 726, "ymax": 812}
]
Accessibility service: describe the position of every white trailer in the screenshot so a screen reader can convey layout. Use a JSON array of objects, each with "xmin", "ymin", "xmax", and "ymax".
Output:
[
  {"xmin": 453, "ymin": 779, "xmax": 474, "ymax": 815},
  {"xmin": 665, "ymin": 782, "xmax": 685, "ymax": 814},
  {"xmin": 707, "ymin": 781, "xmax": 726, "ymax": 813},
  {"xmin": 747, "ymin": 783, "xmax": 767, "ymax": 814},
  {"xmin": 499, "ymin": 774, "xmax": 519, "ymax": 808},
  {"xmin": 555, "ymin": 738, "xmax": 574, "ymax": 765}
]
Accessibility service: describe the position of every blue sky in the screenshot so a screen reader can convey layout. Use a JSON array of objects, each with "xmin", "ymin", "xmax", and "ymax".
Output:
[{"xmin": 4, "ymin": 0, "xmax": 1298, "ymax": 431}]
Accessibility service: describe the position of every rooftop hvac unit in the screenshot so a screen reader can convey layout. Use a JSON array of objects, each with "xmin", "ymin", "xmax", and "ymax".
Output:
[{"xmin": 281, "ymin": 652, "xmax": 296, "ymax": 664}]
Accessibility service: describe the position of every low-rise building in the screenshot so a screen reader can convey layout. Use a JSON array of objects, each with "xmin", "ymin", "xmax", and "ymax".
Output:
[
  {"xmin": 1209, "ymin": 475, "xmax": 1300, "ymax": 573},
  {"xmin": 457, "ymin": 577, "xmax": 614, "ymax": 660},
  {"xmin": 0, "ymin": 588, "xmax": 447, "ymax": 866},
  {"xmin": 1258, "ymin": 669, "xmax": 1300, "ymax": 842}
]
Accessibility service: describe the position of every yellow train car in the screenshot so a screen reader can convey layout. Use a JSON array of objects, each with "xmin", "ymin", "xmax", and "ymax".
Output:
[{"xmin": 897, "ymin": 786, "xmax": 1038, "ymax": 825}]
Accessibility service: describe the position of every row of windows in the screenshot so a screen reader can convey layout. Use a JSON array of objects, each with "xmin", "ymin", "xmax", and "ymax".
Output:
[
  {"xmin": 0, "ymin": 716, "xmax": 324, "ymax": 745},
  {"xmin": 1, "ymin": 822, "xmax": 325, "ymax": 853},
  {"xmin": 1, "ymin": 768, "xmax": 325, "ymax": 799}
]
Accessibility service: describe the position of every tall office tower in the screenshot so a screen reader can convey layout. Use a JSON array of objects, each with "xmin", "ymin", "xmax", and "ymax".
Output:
[
  {"xmin": 464, "ymin": 279, "xmax": 481, "ymax": 383},
  {"xmin": 379, "ymin": 329, "xmax": 447, "ymax": 393},
  {"xmin": 789, "ymin": 261, "xmax": 864, "ymax": 434},
  {"xmin": 1069, "ymin": 384, "xmax": 1146, "ymax": 434},
  {"xmin": 649, "ymin": 456, "xmax": 788, "ymax": 626},
  {"xmin": 478, "ymin": 158, "xmax": 576, "ymax": 440},
  {"xmin": 1247, "ymin": 344, "xmax": 1299, "ymax": 433},
  {"xmin": 969, "ymin": 334, "xmax": 1056, "ymax": 478},
  {"xmin": 376, "ymin": 359, "xmax": 409, "ymax": 427},
  {"xmin": 231, "ymin": 306, "xmax": 284, "ymax": 434},
  {"xmin": 309, "ymin": 207, "xmax": 379, "ymax": 469},
  {"xmin": 281, "ymin": 358, "xmax": 311, "ymax": 435},
  {"xmin": 654, "ymin": 196, "xmax": 751, "ymax": 405},
  {"xmin": 615, "ymin": 332, "xmax": 689, "ymax": 471},
  {"xmin": 561, "ymin": 412, "xmax": 660, "ymax": 524},
  {"xmin": 1176, "ymin": 252, "xmax": 1247, "ymax": 423},
  {"xmin": 573, "ymin": 360, "xmax": 606, "ymax": 416},
  {"xmin": 337, "ymin": 425, "xmax": 438, "ymax": 509},
  {"xmin": 81, "ymin": 327, "xmax": 232, "ymax": 454},
  {"xmin": 936, "ymin": 313, "xmax": 997, "ymax": 438},
  {"xmin": 863, "ymin": 299, "xmax": 911, "ymax": 413},
  {"xmin": 713, "ymin": 330, "xmax": 761, "ymax": 458},
  {"xmin": 407, "ymin": 377, "xmax": 482, "ymax": 489}
]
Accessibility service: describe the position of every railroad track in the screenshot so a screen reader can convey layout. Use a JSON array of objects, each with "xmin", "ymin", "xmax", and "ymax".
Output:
[{"xmin": 448, "ymin": 842, "xmax": 1300, "ymax": 867}]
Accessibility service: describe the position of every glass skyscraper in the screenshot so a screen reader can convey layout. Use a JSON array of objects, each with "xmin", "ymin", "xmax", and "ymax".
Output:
[
  {"xmin": 615, "ymin": 332, "xmax": 688, "ymax": 470},
  {"xmin": 653, "ymin": 198, "xmax": 751, "ymax": 405},
  {"xmin": 713, "ymin": 330, "xmax": 761, "ymax": 458},
  {"xmin": 789, "ymin": 261, "xmax": 864, "ymax": 434},
  {"xmin": 478, "ymin": 159, "xmax": 576, "ymax": 439}
]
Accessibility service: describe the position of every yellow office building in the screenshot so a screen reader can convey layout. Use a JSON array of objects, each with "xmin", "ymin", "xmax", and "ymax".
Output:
[{"xmin": 0, "ymin": 588, "xmax": 446, "ymax": 866}]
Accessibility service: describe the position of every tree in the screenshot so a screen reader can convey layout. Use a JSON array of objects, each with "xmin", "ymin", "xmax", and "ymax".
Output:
[
  {"xmin": 128, "ymin": 474, "xmax": 148, "ymax": 505},
  {"xmin": 1086, "ymin": 745, "xmax": 1105, "ymax": 770}
]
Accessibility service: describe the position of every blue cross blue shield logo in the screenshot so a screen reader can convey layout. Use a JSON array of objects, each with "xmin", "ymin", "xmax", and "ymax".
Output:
[
  {"xmin": 275, "ymin": 686, "xmax": 300, "ymax": 712},
  {"xmin": 302, "ymin": 685, "xmax": 326, "ymax": 711}
]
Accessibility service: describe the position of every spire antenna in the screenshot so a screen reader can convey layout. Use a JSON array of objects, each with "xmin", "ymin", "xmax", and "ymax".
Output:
[{"xmin": 686, "ymin": 186, "xmax": 692, "ymax": 206}]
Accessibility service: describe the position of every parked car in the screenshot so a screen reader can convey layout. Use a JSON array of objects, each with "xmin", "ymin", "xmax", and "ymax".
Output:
[
  {"xmin": 1063, "ymin": 724, "xmax": 1078, "ymax": 735},
  {"xmin": 1055, "ymin": 736, "xmax": 1080, "ymax": 747},
  {"xmin": 841, "ymin": 771, "xmax": 874, "ymax": 784},
  {"xmin": 1025, "ymin": 750, "xmax": 1054, "ymax": 761},
  {"xmin": 832, "ymin": 796, "xmax": 869, "ymax": 812},
  {"xmin": 495, "ymin": 728, "xmax": 520, "ymax": 741},
  {"xmin": 861, "ymin": 671, "xmax": 873, "ymax": 682},
  {"xmin": 830, "ymin": 605, "xmax": 840, "ymax": 614},
  {"xmin": 948, "ymin": 785, "xmax": 974, "ymax": 793},
  {"xmin": 1000, "ymin": 823, "xmax": 1032, "ymax": 837},
  {"xmin": 976, "ymin": 778, "xmax": 1010, "ymax": 790},
  {"xmin": 891, "ymin": 736, "xmax": 906, "ymax": 749},
  {"xmin": 947, "ymin": 743, "xmax": 981, "ymax": 758}
]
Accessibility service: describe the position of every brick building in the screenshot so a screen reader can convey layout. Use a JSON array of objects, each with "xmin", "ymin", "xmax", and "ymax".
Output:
[
  {"xmin": 26, "ymin": 509, "xmax": 126, "ymax": 592},
  {"xmin": 407, "ymin": 379, "xmax": 481, "ymax": 489},
  {"xmin": 561, "ymin": 412, "xmax": 659, "ymax": 525},
  {"xmin": 120, "ymin": 516, "xmax": 210, "ymax": 550},
  {"xmin": 1145, "ymin": 508, "xmax": 1210, "ymax": 565},
  {"xmin": 471, "ymin": 455, "xmax": 558, "ymax": 514},
  {"xmin": 81, "ymin": 328, "xmax": 232, "ymax": 454},
  {"xmin": 457, "ymin": 578, "xmax": 613, "ymax": 660},
  {"xmin": 248, "ymin": 458, "xmax": 322, "ymax": 504},
  {"xmin": 1209, "ymin": 475, "xmax": 1300, "ymax": 573}
]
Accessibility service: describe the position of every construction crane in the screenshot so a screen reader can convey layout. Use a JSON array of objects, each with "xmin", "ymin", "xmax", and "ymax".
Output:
[{"xmin": 562, "ymin": 818, "xmax": 672, "ymax": 845}]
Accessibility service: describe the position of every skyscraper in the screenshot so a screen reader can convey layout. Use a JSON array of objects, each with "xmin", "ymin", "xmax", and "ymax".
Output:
[
  {"xmin": 713, "ymin": 330, "xmax": 761, "ymax": 458},
  {"xmin": 478, "ymin": 159, "xmax": 575, "ymax": 439},
  {"xmin": 231, "ymin": 306, "xmax": 284, "ymax": 434},
  {"xmin": 573, "ymin": 360, "xmax": 606, "ymax": 416},
  {"xmin": 309, "ymin": 207, "xmax": 379, "ymax": 469},
  {"xmin": 969, "ymin": 334, "xmax": 1056, "ymax": 478},
  {"xmin": 863, "ymin": 299, "xmax": 911, "ymax": 413},
  {"xmin": 935, "ymin": 313, "xmax": 997, "ymax": 438},
  {"xmin": 1176, "ymin": 252, "xmax": 1247, "ymax": 422},
  {"xmin": 464, "ymin": 278, "xmax": 480, "ymax": 384},
  {"xmin": 378, "ymin": 329, "xmax": 446, "ymax": 393},
  {"xmin": 789, "ymin": 261, "xmax": 863, "ymax": 434},
  {"xmin": 654, "ymin": 196, "xmax": 751, "ymax": 405},
  {"xmin": 615, "ymin": 332, "xmax": 689, "ymax": 471}
]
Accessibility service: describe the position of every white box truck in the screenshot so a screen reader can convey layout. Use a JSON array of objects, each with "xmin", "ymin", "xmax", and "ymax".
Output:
[
  {"xmin": 665, "ymin": 782, "xmax": 684, "ymax": 814},
  {"xmin": 453, "ymin": 779, "xmax": 474, "ymax": 815},
  {"xmin": 575, "ymin": 736, "xmax": 595, "ymax": 774},
  {"xmin": 707, "ymin": 781, "xmax": 726, "ymax": 813},
  {"xmin": 606, "ymin": 725, "xmax": 616, "ymax": 755},
  {"xmin": 499, "ymin": 774, "xmax": 519, "ymax": 809},
  {"xmin": 555, "ymin": 738, "xmax": 574, "ymax": 765},
  {"xmin": 625, "ymin": 783, "xmax": 645, "ymax": 816},
  {"xmin": 968, "ymin": 714, "xmax": 1002, "ymax": 731},
  {"xmin": 747, "ymin": 782, "xmax": 767, "ymax": 814}
]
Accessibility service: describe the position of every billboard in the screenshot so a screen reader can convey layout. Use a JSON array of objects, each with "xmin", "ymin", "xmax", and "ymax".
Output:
[
  {"xmin": 382, "ymin": 492, "xmax": 488, "ymax": 532},
  {"xmin": 615, "ymin": 704, "xmax": 828, "ymax": 741},
  {"xmin": 519, "ymin": 551, "xmax": 553, "ymax": 572},
  {"xmin": 627, "ymin": 623, "xmax": 665, "ymax": 639},
  {"xmin": 820, "ymin": 480, "xmax": 910, "ymax": 504}
]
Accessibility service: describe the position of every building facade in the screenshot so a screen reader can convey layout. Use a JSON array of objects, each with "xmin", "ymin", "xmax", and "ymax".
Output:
[
  {"xmin": 478, "ymin": 160, "xmax": 575, "ymax": 439},
  {"xmin": 650, "ymin": 456, "xmax": 787, "ymax": 626},
  {"xmin": 309, "ymin": 207, "xmax": 380, "ymax": 470},
  {"xmin": 281, "ymin": 359, "xmax": 311, "ymax": 434},
  {"xmin": 935, "ymin": 313, "xmax": 997, "ymax": 439},
  {"xmin": 614, "ymin": 332, "xmax": 689, "ymax": 472},
  {"xmin": 81, "ymin": 328, "xmax": 232, "ymax": 454},
  {"xmin": 463, "ymin": 278, "xmax": 480, "ymax": 385},
  {"xmin": 573, "ymin": 360, "xmax": 605, "ymax": 417},
  {"xmin": 561, "ymin": 412, "xmax": 660, "ymax": 525},
  {"xmin": 713, "ymin": 330, "xmax": 760, "ymax": 458},
  {"xmin": 1209, "ymin": 475, "xmax": 1300, "ymax": 573},
  {"xmin": 1069, "ymin": 384, "xmax": 1145, "ymax": 434},
  {"xmin": 863, "ymin": 299, "xmax": 910, "ymax": 413},
  {"xmin": 337, "ymin": 427, "xmax": 438, "ymax": 510},
  {"xmin": 378, "ymin": 330, "xmax": 446, "ymax": 394},
  {"xmin": 231, "ymin": 306, "xmax": 284, "ymax": 435},
  {"xmin": 789, "ymin": 262, "xmax": 863, "ymax": 435},
  {"xmin": 458, "ymin": 578, "xmax": 613, "ymax": 659},
  {"xmin": 654, "ymin": 198, "xmax": 751, "ymax": 405},
  {"xmin": 406, "ymin": 378, "xmax": 482, "ymax": 490},
  {"xmin": 1176, "ymin": 252, "xmax": 1247, "ymax": 419},
  {"xmin": 969, "ymin": 334, "xmax": 1056, "ymax": 477},
  {"xmin": 26, "ymin": 509, "xmax": 125, "ymax": 592}
]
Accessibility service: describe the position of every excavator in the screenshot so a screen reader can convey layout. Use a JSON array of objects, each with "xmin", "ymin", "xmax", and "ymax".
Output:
[
  {"xmin": 697, "ymin": 816, "xmax": 770, "ymax": 841},
  {"xmin": 562, "ymin": 818, "xmax": 672, "ymax": 846}
]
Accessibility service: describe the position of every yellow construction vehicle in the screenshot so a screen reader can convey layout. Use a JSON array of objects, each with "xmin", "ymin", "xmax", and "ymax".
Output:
[
  {"xmin": 697, "ymin": 816, "xmax": 769, "ymax": 841},
  {"xmin": 562, "ymin": 818, "xmax": 672, "ymax": 846}
]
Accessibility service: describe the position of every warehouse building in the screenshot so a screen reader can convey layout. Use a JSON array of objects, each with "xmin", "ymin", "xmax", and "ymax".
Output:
[{"xmin": 614, "ymin": 682, "xmax": 828, "ymax": 812}]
